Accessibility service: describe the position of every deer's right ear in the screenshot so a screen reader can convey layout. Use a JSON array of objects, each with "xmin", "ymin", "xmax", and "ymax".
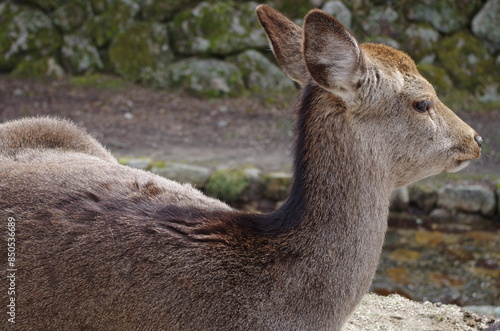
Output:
[
  {"xmin": 303, "ymin": 9, "xmax": 366, "ymax": 103},
  {"xmin": 256, "ymin": 5, "xmax": 309, "ymax": 86}
]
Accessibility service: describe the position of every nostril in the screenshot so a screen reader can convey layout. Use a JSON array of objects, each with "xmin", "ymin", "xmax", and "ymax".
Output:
[{"xmin": 474, "ymin": 135, "xmax": 483, "ymax": 147}]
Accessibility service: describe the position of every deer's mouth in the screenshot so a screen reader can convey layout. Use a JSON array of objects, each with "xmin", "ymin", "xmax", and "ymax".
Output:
[
  {"xmin": 446, "ymin": 159, "xmax": 471, "ymax": 173},
  {"xmin": 446, "ymin": 149, "xmax": 481, "ymax": 173}
]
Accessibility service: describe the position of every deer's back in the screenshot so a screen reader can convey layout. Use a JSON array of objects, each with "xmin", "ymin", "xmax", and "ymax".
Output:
[{"xmin": 0, "ymin": 151, "xmax": 271, "ymax": 329}]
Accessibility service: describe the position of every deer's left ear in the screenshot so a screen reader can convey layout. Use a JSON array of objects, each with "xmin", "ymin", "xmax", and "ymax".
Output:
[
  {"xmin": 256, "ymin": 4, "xmax": 309, "ymax": 86},
  {"xmin": 303, "ymin": 9, "xmax": 366, "ymax": 100}
]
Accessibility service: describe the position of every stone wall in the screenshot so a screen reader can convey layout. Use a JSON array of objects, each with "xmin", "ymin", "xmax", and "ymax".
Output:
[{"xmin": 1, "ymin": 0, "xmax": 500, "ymax": 104}]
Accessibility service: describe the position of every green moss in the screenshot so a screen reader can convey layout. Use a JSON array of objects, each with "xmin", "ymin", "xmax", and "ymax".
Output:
[
  {"xmin": 20, "ymin": 0, "xmax": 61, "ymax": 12},
  {"xmin": 205, "ymin": 168, "xmax": 250, "ymax": 203},
  {"xmin": 140, "ymin": 0, "xmax": 201, "ymax": 21},
  {"xmin": 11, "ymin": 57, "xmax": 64, "ymax": 79},
  {"xmin": 91, "ymin": 0, "xmax": 140, "ymax": 16},
  {"xmin": 440, "ymin": 89, "xmax": 500, "ymax": 113},
  {"xmin": 436, "ymin": 31, "xmax": 495, "ymax": 91},
  {"xmin": 262, "ymin": 172, "xmax": 292, "ymax": 201},
  {"xmin": 109, "ymin": 21, "xmax": 174, "ymax": 81},
  {"xmin": 417, "ymin": 63, "xmax": 453, "ymax": 95},
  {"xmin": 52, "ymin": 0, "xmax": 92, "ymax": 33},
  {"xmin": 117, "ymin": 157, "xmax": 130, "ymax": 165},
  {"xmin": 150, "ymin": 160, "xmax": 167, "ymax": 169},
  {"xmin": 69, "ymin": 74, "xmax": 132, "ymax": 90},
  {"xmin": 84, "ymin": 14, "xmax": 121, "ymax": 48},
  {"xmin": 271, "ymin": 0, "xmax": 313, "ymax": 19}
]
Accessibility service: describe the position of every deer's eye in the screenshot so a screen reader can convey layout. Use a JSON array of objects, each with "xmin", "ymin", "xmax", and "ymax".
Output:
[{"xmin": 413, "ymin": 100, "xmax": 432, "ymax": 113}]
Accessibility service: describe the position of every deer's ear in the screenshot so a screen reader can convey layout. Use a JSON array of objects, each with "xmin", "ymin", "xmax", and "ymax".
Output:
[
  {"xmin": 256, "ymin": 5, "xmax": 309, "ymax": 86},
  {"xmin": 303, "ymin": 9, "xmax": 365, "ymax": 100}
]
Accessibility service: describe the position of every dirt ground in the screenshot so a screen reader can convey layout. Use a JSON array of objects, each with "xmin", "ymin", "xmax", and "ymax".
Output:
[{"xmin": 1, "ymin": 75, "xmax": 498, "ymax": 175}]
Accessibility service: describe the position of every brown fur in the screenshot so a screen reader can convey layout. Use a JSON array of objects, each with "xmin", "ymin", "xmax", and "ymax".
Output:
[{"xmin": 0, "ymin": 5, "xmax": 481, "ymax": 331}]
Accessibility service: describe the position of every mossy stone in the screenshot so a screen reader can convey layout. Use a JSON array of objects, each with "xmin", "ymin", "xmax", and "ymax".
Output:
[
  {"xmin": 271, "ymin": 0, "xmax": 314, "ymax": 19},
  {"xmin": 405, "ymin": 0, "xmax": 483, "ymax": 34},
  {"xmin": 402, "ymin": 23, "xmax": 439, "ymax": 64},
  {"xmin": 11, "ymin": 57, "xmax": 64, "ymax": 79},
  {"xmin": 0, "ymin": 2, "xmax": 61, "ymax": 71},
  {"xmin": 18, "ymin": 0, "xmax": 66, "ymax": 12},
  {"xmin": 360, "ymin": 6, "xmax": 403, "ymax": 39},
  {"xmin": 228, "ymin": 50, "xmax": 296, "ymax": 96},
  {"xmin": 91, "ymin": 0, "xmax": 140, "ymax": 16},
  {"xmin": 61, "ymin": 33, "xmax": 103, "ymax": 74},
  {"xmin": 146, "ymin": 58, "xmax": 245, "ymax": 98},
  {"xmin": 170, "ymin": 1, "xmax": 267, "ymax": 56},
  {"xmin": 322, "ymin": 1, "xmax": 352, "ymax": 29},
  {"xmin": 363, "ymin": 36, "xmax": 401, "ymax": 50},
  {"xmin": 472, "ymin": 0, "xmax": 500, "ymax": 53},
  {"xmin": 436, "ymin": 31, "xmax": 496, "ymax": 92},
  {"xmin": 109, "ymin": 21, "xmax": 174, "ymax": 81},
  {"xmin": 84, "ymin": 12, "xmax": 132, "ymax": 48},
  {"xmin": 262, "ymin": 172, "xmax": 292, "ymax": 201},
  {"xmin": 140, "ymin": 0, "xmax": 201, "ymax": 21},
  {"xmin": 205, "ymin": 167, "xmax": 250, "ymax": 203},
  {"xmin": 52, "ymin": 0, "xmax": 92, "ymax": 33},
  {"xmin": 417, "ymin": 64, "xmax": 453, "ymax": 96}
]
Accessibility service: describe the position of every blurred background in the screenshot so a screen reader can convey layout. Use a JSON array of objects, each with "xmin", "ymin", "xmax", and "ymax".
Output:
[{"xmin": 0, "ymin": 0, "xmax": 499, "ymax": 319}]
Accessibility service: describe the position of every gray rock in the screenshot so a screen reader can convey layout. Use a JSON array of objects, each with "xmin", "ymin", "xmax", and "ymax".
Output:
[
  {"xmin": 61, "ymin": 34, "xmax": 103, "ymax": 74},
  {"xmin": 405, "ymin": 0, "xmax": 483, "ymax": 34},
  {"xmin": 0, "ymin": 2, "xmax": 61, "ymax": 71},
  {"xmin": 124, "ymin": 158, "xmax": 153, "ymax": 170},
  {"xmin": 402, "ymin": 23, "xmax": 439, "ymax": 63},
  {"xmin": 465, "ymin": 305, "xmax": 500, "ymax": 318},
  {"xmin": 437, "ymin": 183, "xmax": 496, "ymax": 217},
  {"xmin": 429, "ymin": 208, "xmax": 453, "ymax": 221},
  {"xmin": 360, "ymin": 6, "xmax": 401, "ymax": 38},
  {"xmin": 409, "ymin": 182, "xmax": 438, "ymax": 213},
  {"xmin": 497, "ymin": 182, "xmax": 500, "ymax": 216},
  {"xmin": 472, "ymin": 0, "xmax": 500, "ymax": 54},
  {"xmin": 390, "ymin": 187, "xmax": 409, "ymax": 211},
  {"xmin": 170, "ymin": 1, "xmax": 267, "ymax": 56},
  {"xmin": 322, "ymin": 1, "xmax": 352, "ymax": 29},
  {"xmin": 228, "ymin": 50, "xmax": 296, "ymax": 96},
  {"xmin": 147, "ymin": 58, "xmax": 245, "ymax": 98},
  {"xmin": 239, "ymin": 167, "xmax": 264, "ymax": 202},
  {"xmin": 153, "ymin": 163, "xmax": 212, "ymax": 188}
]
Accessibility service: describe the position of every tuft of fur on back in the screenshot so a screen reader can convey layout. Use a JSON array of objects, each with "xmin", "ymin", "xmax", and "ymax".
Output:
[{"xmin": 0, "ymin": 117, "xmax": 116, "ymax": 163}]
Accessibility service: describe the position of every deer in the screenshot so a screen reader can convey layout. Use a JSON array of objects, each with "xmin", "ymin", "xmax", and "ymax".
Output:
[{"xmin": 0, "ymin": 5, "xmax": 482, "ymax": 331}]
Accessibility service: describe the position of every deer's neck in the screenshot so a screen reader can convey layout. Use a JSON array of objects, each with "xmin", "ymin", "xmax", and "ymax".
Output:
[
  {"xmin": 275, "ymin": 84, "xmax": 392, "ymax": 234},
  {"xmin": 271, "ymin": 84, "xmax": 392, "ymax": 296}
]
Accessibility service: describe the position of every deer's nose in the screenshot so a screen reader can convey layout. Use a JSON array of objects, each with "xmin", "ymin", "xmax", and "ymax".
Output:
[{"xmin": 474, "ymin": 135, "xmax": 483, "ymax": 148}]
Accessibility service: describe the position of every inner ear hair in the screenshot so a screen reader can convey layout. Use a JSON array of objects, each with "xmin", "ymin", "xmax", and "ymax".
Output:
[{"xmin": 303, "ymin": 9, "xmax": 363, "ymax": 94}]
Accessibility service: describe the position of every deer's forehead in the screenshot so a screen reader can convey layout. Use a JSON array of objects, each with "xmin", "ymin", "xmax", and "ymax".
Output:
[{"xmin": 361, "ymin": 43, "xmax": 418, "ymax": 75}]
